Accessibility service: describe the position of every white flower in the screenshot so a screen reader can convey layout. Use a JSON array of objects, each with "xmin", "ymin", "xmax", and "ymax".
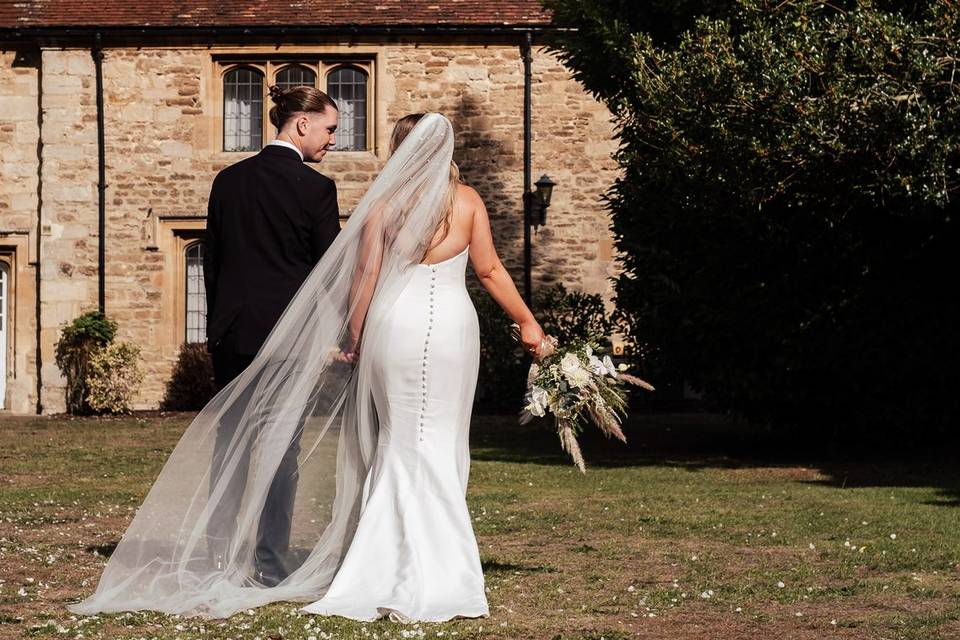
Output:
[
  {"xmin": 602, "ymin": 355, "xmax": 618, "ymax": 378},
  {"xmin": 525, "ymin": 386, "xmax": 549, "ymax": 417},
  {"xmin": 560, "ymin": 352, "xmax": 582, "ymax": 375},
  {"xmin": 526, "ymin": 362, "xmax": 540, "ymax": 384},
  {"xmin": 560, "ymin": 352, "xmax": 590, "ymax": 387},
  {"xmin": 587, "ymin": 353, "xmax": 605, "ymax": 375}
]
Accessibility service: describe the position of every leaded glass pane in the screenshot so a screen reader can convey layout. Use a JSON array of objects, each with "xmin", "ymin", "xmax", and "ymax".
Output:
[
  {"xmin": 224, "ymin": 67, "xmax": 263, "ymax": 152},
  {"xmin": 185, "ymin": 243, "xmax": 207, "ymax": 344},
  {"xmin": 327, "ymin": 66, "xmax": 368, "ymax": 151},
  {"xmin": 276, "ymin": 65, "xmax": 317, "ymax": 90}
]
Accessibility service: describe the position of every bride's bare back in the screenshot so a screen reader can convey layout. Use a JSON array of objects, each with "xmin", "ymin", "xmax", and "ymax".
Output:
[{"xmin": 420, "ymin": 183, "xmax": 544, "ymax": 355}]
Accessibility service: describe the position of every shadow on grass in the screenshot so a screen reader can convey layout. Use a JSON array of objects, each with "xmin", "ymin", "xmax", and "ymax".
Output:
[
  {"xmin": 469, "ymin": 412, "xmax": 960, "ymax": 506},
  {"xmin": 85, "ymin": 543, "xmax": 117, "ymax": 558},
  {"xmin": 481, "ymin": 558, "xmax": 557, "ymax": 574}
]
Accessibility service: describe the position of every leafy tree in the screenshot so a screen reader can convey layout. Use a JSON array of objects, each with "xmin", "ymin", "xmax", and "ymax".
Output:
[{"xmin": 545, "ymin": 0, "xmax": 960, "ymax": 439}]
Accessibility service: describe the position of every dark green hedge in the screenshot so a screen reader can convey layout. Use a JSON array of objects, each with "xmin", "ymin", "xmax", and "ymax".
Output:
[
  {"xmin": 546, "ymin": 0, "xmax": 959, "ymax": 438},
  {"xmin": 472, "ymin": 283, "xmax": 616, "ymax": 412}
]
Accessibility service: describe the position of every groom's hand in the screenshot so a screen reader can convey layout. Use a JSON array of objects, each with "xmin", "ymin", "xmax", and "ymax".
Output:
[
  {"xmin": 334, "ymin": 334, "xmax": 361, "ymax": 365},
  {"xmin": 334, "ymin": 349, "xmax": 357, "ymax": 364}
]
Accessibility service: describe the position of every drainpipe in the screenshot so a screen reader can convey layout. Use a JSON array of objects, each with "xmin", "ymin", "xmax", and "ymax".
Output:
[
  {"xmin": 521, "ymin": 31, "xmax": 532, "ymax": 306},
  {"xmin": 34, "ymin": 51, "xmax": 43, "ymax": 414},
  {"xmin": 93, "ymin": 32, "xmax": 106, "ymax": 313}
]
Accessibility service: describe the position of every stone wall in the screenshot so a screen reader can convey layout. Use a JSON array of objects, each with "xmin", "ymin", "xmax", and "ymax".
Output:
[
  {"xmin": 35, "ymin": 49, "xmax": 102, "ymax": 413},
  {"xmin": 101, "ymin": 49, "xmax": 215, "ymax": 406},
  {"xmin": 0, "ymin": 51, "xmax": 38, "ymax": 233},
  {"xmin": 0, "ymin": 39, "xmax": 617, "ymax": 413},
  {"xmin": 381, "ymin": 46, "xmax": 618, "ymax": 296},
  {"xmin": 0, "ymin": 49, "xmax": 40, "ymax": 413}
]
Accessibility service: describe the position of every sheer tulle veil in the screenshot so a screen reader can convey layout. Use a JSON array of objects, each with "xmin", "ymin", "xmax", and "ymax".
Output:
[{"xmin": 68, "ymin": 113, "xmax": 457, "ymax": 619}]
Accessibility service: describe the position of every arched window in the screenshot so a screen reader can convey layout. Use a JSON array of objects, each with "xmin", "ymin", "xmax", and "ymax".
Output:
[
  {"xmin": 275, "ymin": 65, "xmax": 317, "ymax": 91},
  {"xmin": 326, "ymin": 66, "xmax": 368, "ymax": 151},
  {"xmin": 185, "ymin": 242, "xmax": 206, "ymax": 344},
  {"xmin": 223, "ymin": 67, "xmax": 263, "ymax": 152}
]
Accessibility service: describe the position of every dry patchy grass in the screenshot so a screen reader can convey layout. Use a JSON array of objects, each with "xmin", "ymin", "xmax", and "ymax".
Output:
[{"xmin": 0, "ymin": 412, "xmax": 958, "ymax": 639}]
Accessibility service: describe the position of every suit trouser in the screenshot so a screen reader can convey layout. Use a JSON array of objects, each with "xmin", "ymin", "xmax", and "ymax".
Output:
[{"xmin": 207, "ymin": 347, "xmax": 304, "ymax": 584}]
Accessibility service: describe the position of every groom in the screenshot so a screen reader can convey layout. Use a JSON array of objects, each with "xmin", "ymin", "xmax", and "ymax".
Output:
[{"xmin": 203, "ymin": 85, "xmax": 340, "ymax": 586}]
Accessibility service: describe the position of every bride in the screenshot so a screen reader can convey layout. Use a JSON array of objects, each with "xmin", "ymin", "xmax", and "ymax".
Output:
[{"xmin": 67, "ymin": 112, "xmax": 545, "ymax": 622}]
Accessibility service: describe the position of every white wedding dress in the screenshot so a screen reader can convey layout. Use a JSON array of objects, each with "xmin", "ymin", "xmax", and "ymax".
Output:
[
  {"xmin": 67, "ymin": 114, "xmax": 490, "ymax": 622},
  {"xmin": 300, "ymin": 245, "xmax": 490, "ymax": 622}
]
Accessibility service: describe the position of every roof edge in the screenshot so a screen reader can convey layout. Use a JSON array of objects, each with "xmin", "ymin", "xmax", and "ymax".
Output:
[{"xmin": 0, "ymin": 23, "xmax": 568, "ymax": 37}]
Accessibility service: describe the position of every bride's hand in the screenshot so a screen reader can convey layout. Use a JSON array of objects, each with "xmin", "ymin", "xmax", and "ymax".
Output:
[
  {"xmin": 335, "ymin": 334, "xmax": 361, "ymax": 364},
  {"xmin": 519, "ymin": 319, "xmax": 545, "ymax": 359},
  {"xmin": 334, "ymin": 349, "xmax": 357, "ymax": 364}
]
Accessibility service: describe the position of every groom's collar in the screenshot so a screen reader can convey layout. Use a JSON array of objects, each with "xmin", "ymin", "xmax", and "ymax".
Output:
[{"xmin": 264, "ymin": 139, "xmax": 304, "ymax": 161}]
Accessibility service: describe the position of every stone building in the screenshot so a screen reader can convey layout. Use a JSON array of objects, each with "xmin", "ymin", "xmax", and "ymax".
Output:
[{"xmin": 0, "ymin": 1, "xmax": 617, "ymax": 414}]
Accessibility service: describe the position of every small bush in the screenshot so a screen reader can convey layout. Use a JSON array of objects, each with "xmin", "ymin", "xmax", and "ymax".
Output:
[
  {"xmin": 86, "ymin": 342, "xmax": 144, "ymax": 414},
  {"xmin": 54, "ymin": 310, "xmax": 117, "ymax": 415},
  {"xmin": 472, "ymin": 283, "xmax": 619, "ymax": 412},
  {"xmin": 472, "ymin": 290, "xmax": 526, "ymax": 412},
  {"xmin": 536, "ymin": 283, "xmax": 617, "ymax": 349},
  {"xmin": 161, "ymin": 343, "xmax": 217, "ymax": 411}
]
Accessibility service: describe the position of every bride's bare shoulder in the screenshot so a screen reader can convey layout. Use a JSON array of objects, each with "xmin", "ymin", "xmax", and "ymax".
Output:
[{"xmin": 455, "ymin": 183, "xmax": 483, "ymax": 207}]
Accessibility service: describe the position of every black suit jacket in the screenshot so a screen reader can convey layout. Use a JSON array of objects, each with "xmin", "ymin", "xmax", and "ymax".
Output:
[{"xmin": 203, "ymin": 144, "xmax": 340, "ymax": 355}]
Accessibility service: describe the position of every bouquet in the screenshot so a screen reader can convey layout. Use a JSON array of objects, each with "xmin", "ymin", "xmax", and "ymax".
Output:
[{"xmin": 512, "ymin": 326, "xmax": 654, "ymax": 473}]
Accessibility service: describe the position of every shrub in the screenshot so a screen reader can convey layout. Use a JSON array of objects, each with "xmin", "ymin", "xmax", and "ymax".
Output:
[
  {"xmin": 472, "ymin": 289, "xmax": 526, "ymax": 412},
  {"xmin": 54, "ymin": 310, "xmax": 117, "ymax": 415},
  {"xmin": 161, "ymin": 342, "xmax": 217, "ymax": 411},
  {"xmin": 472, "ymin": 283, "xmax": 618, "ymax": 412},
  {"xmin": 86, "ymin": 342, "xmax": 144, "ymax": 414},
  {"xmin": 536, "ymin": 283, "xmax": 616, "ymax": 349},
  {"xmin": 547, "ymin": 0, "xmax": 960, "ymax": 440}
]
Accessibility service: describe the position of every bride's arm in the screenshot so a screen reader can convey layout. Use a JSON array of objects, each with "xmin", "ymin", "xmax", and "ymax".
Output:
[
  {"xmin": 466, "ymin": 187, "xmax": 545, "ymax": 356},
  {"xmin": 343, "ymin": 205, "xmax": 387, "ymax": 359}
]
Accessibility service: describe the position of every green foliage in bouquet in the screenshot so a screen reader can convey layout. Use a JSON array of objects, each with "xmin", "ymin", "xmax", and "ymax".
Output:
[
  {"xmin": 546, "ymin": 0, "xmax": 960, "ymax": 439},
  {"xmin": 519, "ymin": 334, "xmax": 653, "ymax": 473},
  {"xmin": 161, "ymin": 342, "xmax": 217, "ymax": 411},
  {"xmin": 471, "ymin": 283, "xmax": 618, "ymax": 412},
  {"xmin": 54, "ymin": 310, "xmax": 118, "ymax": 415},
  {"xmin": 86, "ymin": 342, "xmax": 144, "ymax": 414}
]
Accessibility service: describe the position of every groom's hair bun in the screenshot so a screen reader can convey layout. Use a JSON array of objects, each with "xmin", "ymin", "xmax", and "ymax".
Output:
[{"xmin": 268, "ymin": 85, "xmax": 338, "ymax": 130}]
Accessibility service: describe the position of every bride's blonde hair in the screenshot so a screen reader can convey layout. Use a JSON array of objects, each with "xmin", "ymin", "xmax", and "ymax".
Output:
[{"xmin": 389, "ymin": 113, "xmax": 462, "ymax": 252}]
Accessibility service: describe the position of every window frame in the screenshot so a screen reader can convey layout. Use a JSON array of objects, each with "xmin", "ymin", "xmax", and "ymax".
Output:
[
  {"xmin": 274, "ymin": 63, "xmax": 319, "ymax": 92},
  {"xmin": 222, "ymin": 65, "xmax": 267, "ymax": 153},
  {"xmin": 149, "ymin": 216, "xmax": 208, "ymax": 351},
  {"xmin": 183, "ymin": 239, "xmax": 207, "ymax": 345},
  {"xmin": 217, "ymin": 57, "xmax": 374, "ymax": 153},
  {"xmin": 0, "ymin": 259, "xmax": 8, "ymax": 410},
  {"xmin": 325, "ymin": 63, "xmax": 371, "ymax": 152}
]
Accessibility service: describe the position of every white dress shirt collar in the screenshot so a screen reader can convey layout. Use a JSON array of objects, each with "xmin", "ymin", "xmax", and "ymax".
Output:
[{"xmin": 268, "ymin": 138, "xmax": 304, "ymax": 161}]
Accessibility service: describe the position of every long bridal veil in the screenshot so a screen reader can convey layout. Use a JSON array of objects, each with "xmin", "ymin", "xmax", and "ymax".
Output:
[{"xmin": 68, "ymin": 113, "xmax": 456, "ymax": 619}]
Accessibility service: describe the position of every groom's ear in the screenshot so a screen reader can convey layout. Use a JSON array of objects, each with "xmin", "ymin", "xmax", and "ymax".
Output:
[{"xmin": 296, "ymin": 114, "xmax": 310, "ymax": 137}]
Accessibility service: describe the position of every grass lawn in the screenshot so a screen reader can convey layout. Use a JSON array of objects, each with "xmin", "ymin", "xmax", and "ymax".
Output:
[{"xmin": 1, "ymin": 411, "xmax": 958, "ymax": 639}]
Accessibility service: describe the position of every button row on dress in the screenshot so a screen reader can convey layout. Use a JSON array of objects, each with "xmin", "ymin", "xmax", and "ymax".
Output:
[{"xmin": 420, "ymin": 268, "xmax": 437, "ymax": 443}]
